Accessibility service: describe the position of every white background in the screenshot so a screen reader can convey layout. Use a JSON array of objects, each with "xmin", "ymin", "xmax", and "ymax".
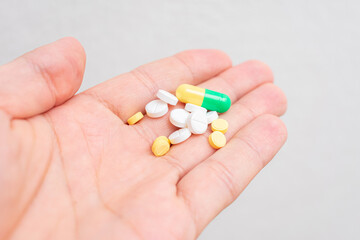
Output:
[{"xmin": 1, "ymin": 0, "xmax": 359, "ymax": 239}]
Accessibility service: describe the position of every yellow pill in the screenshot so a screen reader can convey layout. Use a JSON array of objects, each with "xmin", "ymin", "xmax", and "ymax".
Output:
[
  {"xmin": 211, "ymin": 119, "xmax": 228, "ymax": 133},
  {"xmin": 127, "ymin": 112, "xmax": 144, "ymax": 125},
  {"xmin": 152, "ymin": 136, "xmax": 171, "ymax": 157},
  {"xmin": 209, "ymin": 131, "xmax": 226, "ymax": 149}
]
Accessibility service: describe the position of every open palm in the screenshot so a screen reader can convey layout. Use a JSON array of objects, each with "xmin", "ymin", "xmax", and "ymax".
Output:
[{"xmin": 0, "ymin": 38, "xmax": 287, "ymax": 240}]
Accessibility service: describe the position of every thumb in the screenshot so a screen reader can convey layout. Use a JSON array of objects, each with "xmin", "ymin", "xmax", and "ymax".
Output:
[{"xmin": 0, "ymin": 37, "xmax": 86, "ymax": 118}]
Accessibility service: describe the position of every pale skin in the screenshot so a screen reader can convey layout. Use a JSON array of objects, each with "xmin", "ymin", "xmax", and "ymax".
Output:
[{"xmin": 0, "ymin": 37, "xmax": 287, "ymax": 240}]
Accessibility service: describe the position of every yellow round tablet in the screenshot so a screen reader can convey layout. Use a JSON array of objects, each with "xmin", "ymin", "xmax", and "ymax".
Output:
[
  {"xmin": 211, "ymin": 119, "xmax": 228, "ymax": 133},
  {"xmin": 152, "ymin": 136, "xmax": 171, "ymax": 157},
  {"xmin": 127, "ymin": 112, "xmax": 144, "ymax": 125},
  {"xmin": 209, "ymin": 131, "xmax": 226, "ymax": 149}
]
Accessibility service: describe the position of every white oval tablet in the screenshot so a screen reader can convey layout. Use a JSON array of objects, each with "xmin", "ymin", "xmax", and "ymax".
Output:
[
  {"xmin": 185, "ymin": 103, "xmax": 207, "ymax": 113},
  {"xmin": 187, "ymin": 111, "xmax": 208, "ymax": 134},
  {"xmin": 156, "ymin": 89, "xmax": 178, "ymax": 106},
  {"xmin": 145, "ymin": 100, "xmax": 168, "ymax": 118},
  {"xmin": 170, "ymin": 109, "xmax": 190, "ymax": 128},
  {"xmin": 206, "ymin": 111, "xmax": 219, "ymax": 124},
  {"xmin": 168, "ymin": 128, "xmax": 192, "ymax": 144}
]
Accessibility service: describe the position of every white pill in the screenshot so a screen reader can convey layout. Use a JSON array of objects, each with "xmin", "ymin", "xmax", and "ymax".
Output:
[
  {"xmin": 145, "ymin": 100, "xmax": 168, "ymax": 118},
  {"xmin": 187, "ymin": 111, "xmax": 208, "ymax": 134},
  {"xmin": 168, "ymin": 128, "xmax": 192, "ymax": 144},
  {"xmin": 156, "ymin": 89, "xmax": 178, "ymax": 106},
  {"xmin": 206, "ymin": 111, "xmax": 219, "ymax": 124},
  {"xmin": 170, "ymin": 109, "xmax": 190, "ymax": 128},
  {"xmin": 185, "ymin": 103, "xmax": 207, "ymax": 113}
]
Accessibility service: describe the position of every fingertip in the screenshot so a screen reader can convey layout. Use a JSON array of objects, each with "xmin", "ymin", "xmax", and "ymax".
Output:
[
  {"xmin": 175, "ymin": 49, "xmax": 232, "ymax": 79},
  {"xmin": 58, "ymin": 37, "xmax": 87, "ymax": 70},
  {"xmin": 52, "ymin": 37, "xmax": 86, "ymax": 99},
  {"xmin": 256, "ymin": 114, "xmax": 288, "ymax": 144},
  {"xmin": 270, "ymin": 84, "xmax": 288, "ymax": 116},
  {"xmin": 211, "ymin": 59, "xmax": 274, "ymax": 101},
  {"xmin": 23, "ymin": 37, "xmax": 87, "ymax": 104},
  {"xmin": 241, "ymin": 60, "xmax": 274, "ymax": 84},
  {"xmin": 256, "ymin": 83, "xmax": 288, "ymax": 116},
  {"xmin": 0, "ymin": 37, "xmax": 87, "ymax": 118}
]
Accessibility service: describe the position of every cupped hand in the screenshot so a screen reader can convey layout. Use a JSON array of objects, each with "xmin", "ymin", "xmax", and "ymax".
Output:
[{"xmin": 0, "ymin": 38, "xmax": 287, "ymax": 240}]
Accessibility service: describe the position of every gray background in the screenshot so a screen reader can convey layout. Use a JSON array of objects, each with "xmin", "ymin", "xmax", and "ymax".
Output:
[{"xmin": 1, "ymin": 0, "xmax": 359, "ymax": 239}]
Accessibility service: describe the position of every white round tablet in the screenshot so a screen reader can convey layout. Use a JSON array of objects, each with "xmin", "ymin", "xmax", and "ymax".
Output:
[
  {"xmin": 170, "ymin": 109, "xmax": 190, "ymax": 128},
  {"xmin": 168, "ymin": 128, "xmax": 192, "ymax": 144},
  {"xmin": 187, "ymin": 111, "xmax": 208, "ymax": 134},
  {"xmin": 156, "ymin": 89, "xmax": 178, "ymax": 106},
  {"xmin": 206, "ymin": 111, "xmax": 219, "ymax": 124},
  {"xmin": 185, "ymin": 103, "xmax": 207, "ymax": 113},
  {"xmin": 145, "ymin": 100, "xmax": 168, "ymax": 118}
]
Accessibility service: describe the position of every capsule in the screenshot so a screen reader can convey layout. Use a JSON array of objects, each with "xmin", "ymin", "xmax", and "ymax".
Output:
[{"xmin": 176, "ymin": 84, "xmax": 231, "ymax": 113}]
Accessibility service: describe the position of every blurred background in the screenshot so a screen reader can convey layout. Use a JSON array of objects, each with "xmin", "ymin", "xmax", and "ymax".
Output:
[{"xmin": 1, "ymin": 0, "xmax": 359, "ymax": 239}]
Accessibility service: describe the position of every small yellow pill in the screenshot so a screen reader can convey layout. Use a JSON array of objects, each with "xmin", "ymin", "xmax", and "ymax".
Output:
[
  {"xmin": 209, "ymin": 131, "xmax": 226, "ymax": 149},
  {"xmin": 152, "ymin": 136, "xmax": 171, "ymax": 157},
  {"xmin": 211, "ymin": 119, "xmax": 228, "ymax": 133},
  {"xmin": 127, "ymin": 112, "xmax": 144, "ymax": 125}
]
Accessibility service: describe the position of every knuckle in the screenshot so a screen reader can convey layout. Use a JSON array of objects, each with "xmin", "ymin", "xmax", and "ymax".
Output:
[
  {"xmin": 163, "ymin": 154, "xmax": 186, "ymax": 179},
  {"xmin": 130, "ymin": 67, "xmax": 158, "ymax": 98},
  {"xmin": 208, "ymin": 160, "xmax": 238, "ymax": 201},
  {"xmin": 132, "ymin": 123, "xmax": 158, "ymax": 146}
]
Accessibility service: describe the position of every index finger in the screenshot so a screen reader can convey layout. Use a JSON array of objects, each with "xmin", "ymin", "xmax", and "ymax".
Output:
[{"xmin": 82, "ymin": 50, "xmax": 232, "ymax": 121}]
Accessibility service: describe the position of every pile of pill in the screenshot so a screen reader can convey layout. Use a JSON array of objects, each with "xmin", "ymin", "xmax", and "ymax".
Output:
[{"xmin": 127, "ymin": 84, "xmax": 231, "ymax": 157}]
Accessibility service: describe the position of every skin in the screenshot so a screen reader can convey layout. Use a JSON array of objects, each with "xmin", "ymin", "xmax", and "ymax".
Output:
[{"xmin": 0, "ymin": 37, "xmax": 287, "ymax": 240}]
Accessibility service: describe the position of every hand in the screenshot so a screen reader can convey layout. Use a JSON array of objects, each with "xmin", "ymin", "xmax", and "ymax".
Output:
[{"xmin": 0, "ymin": 38, "xmax": 287, "ymax": 240}]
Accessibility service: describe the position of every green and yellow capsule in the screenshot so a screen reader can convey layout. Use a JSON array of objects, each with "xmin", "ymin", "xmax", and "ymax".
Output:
[{"xmin": 176, "ymin": 84, "xmax": 231, "ymax": 113}]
